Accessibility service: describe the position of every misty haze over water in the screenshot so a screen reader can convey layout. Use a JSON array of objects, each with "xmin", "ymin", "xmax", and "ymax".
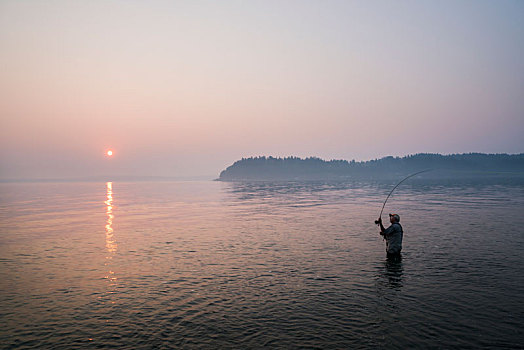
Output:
[{"xmin": 2, "ymin": 0, "xmax": 523, "ymax": 347}]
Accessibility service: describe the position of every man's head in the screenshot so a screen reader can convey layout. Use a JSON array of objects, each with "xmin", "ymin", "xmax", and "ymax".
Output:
[{"xmin": 389, "ymin": 213, "xmax": 400, "ymax": 223}]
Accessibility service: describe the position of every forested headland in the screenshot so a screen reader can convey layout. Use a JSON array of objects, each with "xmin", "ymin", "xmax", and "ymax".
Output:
[{"xmin": 217, "ymin": 153, "xmax": 524, "ymax": 181}]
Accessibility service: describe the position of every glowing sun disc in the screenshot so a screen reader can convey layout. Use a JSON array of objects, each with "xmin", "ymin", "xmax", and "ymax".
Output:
[{"xmin": 106, "ymin": 150, "xmax": 113, "ymax": 156}]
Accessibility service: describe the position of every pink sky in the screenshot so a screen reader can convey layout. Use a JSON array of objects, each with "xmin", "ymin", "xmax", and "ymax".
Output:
[{"xmin": 1, "ymin": 1, "xmax": 523, "ymax": 179}]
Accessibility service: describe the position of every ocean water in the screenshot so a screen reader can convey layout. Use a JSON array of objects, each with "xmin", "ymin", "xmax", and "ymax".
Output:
[{"xmin": 1, "ymin": 179, "xmax": 523, "ymax": 349}]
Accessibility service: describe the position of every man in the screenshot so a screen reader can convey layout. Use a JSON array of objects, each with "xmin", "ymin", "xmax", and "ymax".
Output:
[{"xmin": 377, "ymin": 213, "xmax": 403, "ymax": 259}]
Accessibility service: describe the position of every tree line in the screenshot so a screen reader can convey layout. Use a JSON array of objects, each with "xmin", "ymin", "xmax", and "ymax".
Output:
[{"xmin": 218, "ymin": 153, "xmax": 524, "ymax": 181}]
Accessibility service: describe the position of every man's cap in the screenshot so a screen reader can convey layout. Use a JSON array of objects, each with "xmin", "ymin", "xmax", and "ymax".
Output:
[{"xmin": 389, "ymin": 213, "xmax": 400, "ymax": 221}]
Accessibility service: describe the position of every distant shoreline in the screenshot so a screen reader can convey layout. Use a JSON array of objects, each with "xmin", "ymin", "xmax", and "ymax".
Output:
[{"xmin": 217, "ymin": 153, "xmax": 524, "ymax": 181}]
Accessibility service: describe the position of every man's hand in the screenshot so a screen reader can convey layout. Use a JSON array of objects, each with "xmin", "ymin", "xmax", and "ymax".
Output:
[{"xmin": 377, "ymin": 217, "xmax": 385, "ymax": 234}]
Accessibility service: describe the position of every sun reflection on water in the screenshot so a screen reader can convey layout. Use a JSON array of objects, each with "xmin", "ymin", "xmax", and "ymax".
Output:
[
  {"xmin": 104, "ymin": 182, "xmax": 117, "ymax": 290},
  {"xmin": 105, "ymin": 182, "xmax": 116, "ymax": 254}
]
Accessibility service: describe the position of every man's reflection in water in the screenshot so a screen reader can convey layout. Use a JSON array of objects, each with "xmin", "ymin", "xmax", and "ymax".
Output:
[
  {"xmin": 376, "ymin": 256, "xmax": 403, "ymax": 293},
  {"xmin": 383, "ymin": 256, "xmax": 403, "ymax": 290}
]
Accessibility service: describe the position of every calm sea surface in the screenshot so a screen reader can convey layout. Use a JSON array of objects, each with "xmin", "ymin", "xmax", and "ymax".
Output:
[{"xmin": 1, "ymin": 179, "xmax": 524, "ymax": 349}]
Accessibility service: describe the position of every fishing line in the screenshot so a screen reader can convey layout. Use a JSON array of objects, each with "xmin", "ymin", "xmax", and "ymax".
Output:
[{"xmin": 374, "ymin": 169, "xmax": 432, "ymax": 225}]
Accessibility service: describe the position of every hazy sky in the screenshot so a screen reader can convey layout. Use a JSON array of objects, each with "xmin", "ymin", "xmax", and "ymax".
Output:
[{"xmin": 1, "ymin": 0, "xmax": 523, "ymax": 179}]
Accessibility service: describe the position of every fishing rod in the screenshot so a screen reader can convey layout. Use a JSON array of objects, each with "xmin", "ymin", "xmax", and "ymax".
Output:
[{"xmin": 374, "ymin": 169, "xmax": 431, "ymax": 225}]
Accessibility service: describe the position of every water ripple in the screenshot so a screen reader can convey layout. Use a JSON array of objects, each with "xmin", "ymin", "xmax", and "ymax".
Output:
[{"xmin": 1, "ymin": 180, "xmax": 523, "ymax": 348}]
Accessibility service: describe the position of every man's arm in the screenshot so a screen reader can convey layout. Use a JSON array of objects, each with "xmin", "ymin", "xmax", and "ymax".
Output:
[
  {"xmin": 382, "ymin": 223, "xmax": 399, "ymax": 237},
  {"xmin": 378, "ymin": 218, "xmax": 385, "ymax": 234}
]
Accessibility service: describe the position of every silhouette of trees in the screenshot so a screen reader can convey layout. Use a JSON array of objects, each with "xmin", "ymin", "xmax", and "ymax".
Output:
[{"xmin": 218, "ymin": 153, "xmax": 524, "ymax": 181}]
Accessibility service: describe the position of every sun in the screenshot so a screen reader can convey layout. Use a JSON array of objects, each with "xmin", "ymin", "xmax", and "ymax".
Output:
[{"xmin": 106, "ymin": 150, "xmax": 113, "ymax": 157}]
